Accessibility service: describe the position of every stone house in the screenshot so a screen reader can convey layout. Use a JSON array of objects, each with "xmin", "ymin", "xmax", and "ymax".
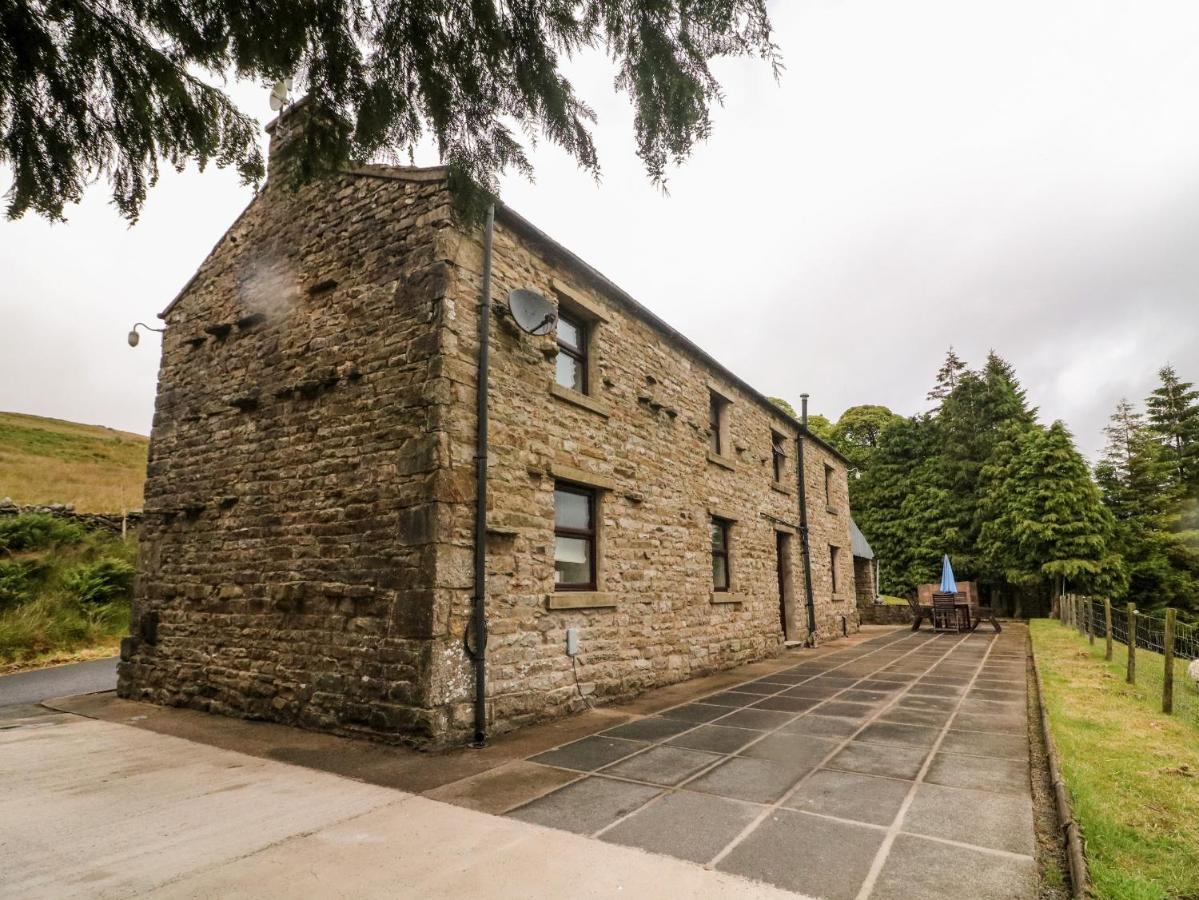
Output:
[{"xmin": 118, "ymin": 109, "xmax": 862, "ymax": 745}]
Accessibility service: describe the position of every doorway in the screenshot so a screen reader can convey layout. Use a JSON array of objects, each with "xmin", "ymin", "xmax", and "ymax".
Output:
[{"xmin": 776, "ymin": 531, "xmax": 793, "ymax": 640}]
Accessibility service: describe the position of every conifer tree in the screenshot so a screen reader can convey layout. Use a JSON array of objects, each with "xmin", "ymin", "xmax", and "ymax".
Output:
[
  {"xmin": 0, "ymin": 0, "xmax": 778, "ymax": 222},
  {"xmin": 852, "ymin": 415, "xmax": 953, "ymax": 595},
  {"xmin": 927, "ymin": 347, "xmax": 968, "ymax": 406},
  {"xmin": 978, "ymin": 422, "xmax": 1124, "ymax": 612},
  {"xmin": 1146, "ymin": 364, "xmax": 1199, "ymax": 492}
]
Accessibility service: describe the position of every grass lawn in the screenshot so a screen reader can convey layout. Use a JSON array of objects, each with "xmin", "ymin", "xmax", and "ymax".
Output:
[
  {"xmin": 879, "ymin": 595, "xmax": 909, "ymax": 606},
  {"xmin": 1031, "ymin": 619, "xmax": 1199, "ymax": 899}
]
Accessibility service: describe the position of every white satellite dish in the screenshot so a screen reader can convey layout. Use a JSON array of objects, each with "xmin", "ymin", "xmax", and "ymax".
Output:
[
  {"xmin": 507, "ymin": 289, "xmax": 556, "ymax": 335},
  {"xmin": 269, "ymin": 78, "xmax": 293, "ymax": 112}
]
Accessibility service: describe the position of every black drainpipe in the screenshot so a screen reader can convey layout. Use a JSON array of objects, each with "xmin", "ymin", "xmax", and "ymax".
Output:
[
  {"xmin": 796, "ymin": 393, "xmax": 818, "ymax": 646},
  {"xmin": 471, "ymin": 204, "xmax": 495, "ymax": 747}
]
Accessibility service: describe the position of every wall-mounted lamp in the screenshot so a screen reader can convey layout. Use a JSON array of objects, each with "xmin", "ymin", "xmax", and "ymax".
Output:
[{"xmin": 127, "ymin": 322, "xmax": 165, "ymax": 347}]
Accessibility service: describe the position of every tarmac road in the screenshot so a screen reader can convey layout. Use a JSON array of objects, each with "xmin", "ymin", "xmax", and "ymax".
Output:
[{"xmin": 0, "ymin": 656, "xmax": 118, "ymax": 709}]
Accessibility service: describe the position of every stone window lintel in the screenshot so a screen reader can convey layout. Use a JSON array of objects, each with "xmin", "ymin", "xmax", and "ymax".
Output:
[
  {"xmin": 552, "ymin": 279, "xmax": 609, "ymax": 322},
  {"xmin": 548, "ymin": 462, "xmax": 616, "ymax": 491}
]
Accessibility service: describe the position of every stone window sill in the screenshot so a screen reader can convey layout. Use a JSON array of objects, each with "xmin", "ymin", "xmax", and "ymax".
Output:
[
  {"xmin": 771, "ymin": 481, "xmax": 792, "ymax": 496},
  {"xmin": 707, "ymin": 449, "xmax": 736, "ymax": 471},
  {"xmin": 549, "ymin": 382, "xmax": 610, "ymax": 418},
  {"xmin": 547, "ymin": 591, "xmax": 617, "ymax": 610},
  {"xmin": 826, "ymin": 505, "xmax": 838, "ymax": 515},
  {"xmin": 711, "ymin": 592, "xmax": 743, "ymax": 604}
]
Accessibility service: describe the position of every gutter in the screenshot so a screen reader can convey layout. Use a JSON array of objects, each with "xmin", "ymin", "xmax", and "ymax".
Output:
[{"xmin": 797, "ymin": 394, "xmax": 818, "ymax": 645}]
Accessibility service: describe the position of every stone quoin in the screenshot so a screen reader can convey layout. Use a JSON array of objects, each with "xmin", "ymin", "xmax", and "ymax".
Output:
[{"xmin": 118, "ymin": 107, "xmax": 865, "ymax": 745}]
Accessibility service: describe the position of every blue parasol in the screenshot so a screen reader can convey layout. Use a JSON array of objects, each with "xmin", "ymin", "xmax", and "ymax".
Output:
[{"xmin": 939, "ymin": 555, "xmax": 958, "ymax": 593}]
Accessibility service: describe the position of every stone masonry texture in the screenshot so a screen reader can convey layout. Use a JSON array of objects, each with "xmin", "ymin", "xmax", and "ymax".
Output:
[{"xmin": 119, "ymin": 112, "xmax": 862, "ymax": 745}]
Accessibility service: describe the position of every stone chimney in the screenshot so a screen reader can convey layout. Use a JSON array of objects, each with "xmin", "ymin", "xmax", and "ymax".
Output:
[{"xmin": 263, "ymin": 96, "xmax": 312, "ymax": 181}]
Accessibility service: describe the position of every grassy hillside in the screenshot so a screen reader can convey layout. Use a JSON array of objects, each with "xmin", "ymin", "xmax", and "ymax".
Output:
[{"xmin": 0, "ymin": 412, "xmax": 148, "ymax": 512}]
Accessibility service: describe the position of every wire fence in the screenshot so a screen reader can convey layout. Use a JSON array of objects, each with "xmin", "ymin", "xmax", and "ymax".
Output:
[{"xmin": 1060, "ymin": 594, "xmax": 1198, "ymax": 718}]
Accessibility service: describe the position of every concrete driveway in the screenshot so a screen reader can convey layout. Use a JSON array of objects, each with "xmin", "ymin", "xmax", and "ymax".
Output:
[{"xmin": 0, "ymin": 708, "xmax": 793, "ymax": 899}]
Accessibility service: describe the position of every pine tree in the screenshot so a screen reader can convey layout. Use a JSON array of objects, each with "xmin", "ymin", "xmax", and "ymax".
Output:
[
  {"xmin": 978, "ymin": 422, "xmax": 1125, "ymax": 610},
  {"xmin": 0, "ymin": 0, "xmax": 778, "ymax": 222},
  {"xmin": 927, "ymin": 347, "xmax": 968, "ymax": 406},
  {"xmin": 1145, "ymin": 365, "xmax": 1199, "ymax": 492},
  {"xmin": 852, "ymin": 416, "xmax": 954, "ymax": 596},
  {"xmin": 1097, "ymin": 394, "xmax": 1199, "ymax": 615}
]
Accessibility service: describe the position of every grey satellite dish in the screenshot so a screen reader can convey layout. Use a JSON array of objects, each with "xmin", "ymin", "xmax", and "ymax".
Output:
[
  {"xmin": 507, "ymin": 289, "xmax": 556, "ymax": 335},
  {"xmin": 269, "ymin": 78, "xmax": 293, "ymax": 112}
]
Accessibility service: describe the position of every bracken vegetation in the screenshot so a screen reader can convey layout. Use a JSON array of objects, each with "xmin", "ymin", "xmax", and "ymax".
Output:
[{"xmin": 0, "ymin": 513, "xmax": 136, "ymax": 668}]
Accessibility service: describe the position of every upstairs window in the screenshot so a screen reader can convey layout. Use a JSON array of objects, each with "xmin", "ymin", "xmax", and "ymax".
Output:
[
  {"xmin": 711, "ymin": 518, "xmax": 732, "ymax": 592},
  {"xmin": 555, "ymin": 311, "xmax": 588, "ymax": 394},
  {"xmin": 554, "ymin": 483, "xmax": 596, "ymax": 590},
  {"xmin": 709, "ymin": 391, "xmax": 728, "ymax": 455},
  {"xmin": 824, "ymin": 464, "xmax": 835, "ymax": 507},
  {"xmin": 772, "ymin": 432, "xmax": 788, "ymax": 482}
]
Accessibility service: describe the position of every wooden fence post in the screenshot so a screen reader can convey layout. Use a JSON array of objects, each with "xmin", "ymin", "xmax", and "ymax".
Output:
[
  {"xmin": 1104, "ymin": 598, "xmax": 1113, "ymax": 661},
  {"xmin": 1163, "ymin": 608, "xmax": 1176, "ymax": 715},
  {"xmin": 1126, "ymin": 603, "xmax": 1136, "ymax": 685},
  {"xmin": 1087, "ymin": 599, "xmax": 1095, "ymax": 646}
]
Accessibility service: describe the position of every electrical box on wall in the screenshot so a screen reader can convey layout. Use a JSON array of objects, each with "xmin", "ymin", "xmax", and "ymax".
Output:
[{"xmin": 566, "ymin": 627, "xmax": 579, "ymax": 657}]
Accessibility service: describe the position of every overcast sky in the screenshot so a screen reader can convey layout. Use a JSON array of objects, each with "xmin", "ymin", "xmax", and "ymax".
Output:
[{"xmin": 3, "ymin": 0, "xmax": 1197, "ymax": 459}]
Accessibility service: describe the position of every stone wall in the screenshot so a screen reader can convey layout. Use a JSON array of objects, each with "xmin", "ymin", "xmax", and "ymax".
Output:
[
  {"xmin": 0, "ymin": 498, "xmax": 143, "ymax": 535},
  {"xmin": 117, "ymin": 152, "xmax": 460, "ymax": 741},
  {"xmin": 859, "ymin": 602, "xmax": 914, "ymax": 626},
  {"xmin": 121, "ymin": 114, "xmax": 864, "ymax": 745},
  {"xmin": 432, "ymin": 210, "xmax": 860, "ymax": 738}
]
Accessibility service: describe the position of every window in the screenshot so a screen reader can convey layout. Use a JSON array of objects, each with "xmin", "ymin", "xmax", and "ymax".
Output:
[
  {"xmin": 554, "ymin": 483, "xmax": 596, "ymax": 590},
  {"xmin": 711, "ymin": 518, "xmax": 732, "ymax": 592},
  {"xmin": 824, "ymin": 464, "xmax": 835, "ymax": 507},
  {"xmin": 772, "ymin": 432, "xmax": 788, "ymax": 482},
  {"xmin": 555, "ymin": 311, "xmax": 588, "ymax": 394},
  {"xmin": 830, "ymin": 545, "xmax": 840, "ymax": 594},
  {"xmin": 709, "ymin": 391, "xmax": 727, "ymax": 455}
]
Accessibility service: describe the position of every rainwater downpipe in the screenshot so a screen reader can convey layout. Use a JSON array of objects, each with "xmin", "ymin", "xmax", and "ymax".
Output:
[
  {"xmin": 471, "ymin": 204, "xmax": 495, "ymax": 747},
  {"xmin": 797, "ymin": 393, "xmax": 818, "ymax": 645}
]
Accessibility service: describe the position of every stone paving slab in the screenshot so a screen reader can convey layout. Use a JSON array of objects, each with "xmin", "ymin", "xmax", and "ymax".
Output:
[
  {"xmin": 507, "ymin": 775, "xmax": 660, "ymax": 834},
  {"xmin": 717, "ymin": 810, "xmax": 886, "ymax": 900},
  {"xmin": 502, "ymin": 626, "xmax": 1038, "ymax": 899},
  {"xmin": 904, "ymin": 782, "xmax": 1035, "ymax": 855},
  {"xmin": 599, "ymin": 791, "xmax": 761, "ymax": 863},
  {"xmin": 870, "ymin": 834, "xmax": 1036, "ymax": 900}
]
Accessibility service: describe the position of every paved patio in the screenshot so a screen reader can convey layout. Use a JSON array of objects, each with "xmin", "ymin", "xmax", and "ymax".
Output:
[
  {"xmin": 503, "ymin": 627, "xmax": 1035, "ymax": 900},
  {"xmin": 25, "ymin": 626, "xmax": 1039, "ymax": 899}
]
